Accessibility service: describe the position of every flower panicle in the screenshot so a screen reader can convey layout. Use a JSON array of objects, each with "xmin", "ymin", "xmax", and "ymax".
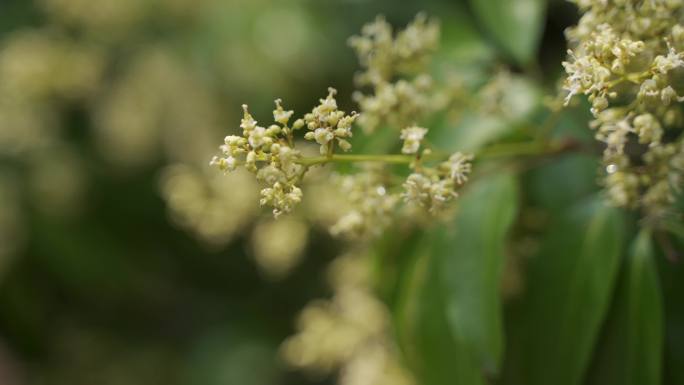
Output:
[{"xmin": 562, "ymin": 0, "xmax": 684, "ymax": 215}]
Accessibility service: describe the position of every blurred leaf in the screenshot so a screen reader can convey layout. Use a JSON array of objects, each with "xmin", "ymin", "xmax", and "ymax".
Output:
[
  {"xmin": 183, "ymin": 327, "xmax": 280, "ymax": 385},
  {"xmin": 468, "ymin": 0, "xmax": 546, "ymax": 65},
  {"xmin": 372, "ymin": 227, "xmax": 426, "ymax": 307},
  {"xmin": 437, "ymin": 8, "xmax": 497, "ymax": 65},
  {"xmin": 656, "ymin": 225, "xmax": 684, "ymax": 384},
  {"xmin": 438, "ymin": 171, "xmax": 518, "ymax": 374},
  {"xmin": 396, "ymin": 171, "xmax": 518, "ymax": 383},
  {"xmin": 437, "ymin": 114, "xmax": 514, "ymax": 153},
  {"xmin": 526, "ymin": 153, "xmax": 598, "ymax": 210},
  {"xmin": 621, "ymin": 230, "xmax": 664, "ymax": 384},
  {"xmin": 395, "ymin": 233, "xmax": 487, "ymax": 385},
  {"xmin": 587, "ymin": 229, "xmax": 664, "ymax": 385},
  {"xmin": 516, "ymin": 197, "xmax": 625, "ymax": 385},
  {"xmin": 549, "ymin": 103, "xmax": 595, "ymax": 143},
  {"xmin": 431, "ymin": 75, "xmax": 541, "ymax": 152},
  {"xmin": 524, "ymin": 110, "xmax": 600, "ymax": 210}
]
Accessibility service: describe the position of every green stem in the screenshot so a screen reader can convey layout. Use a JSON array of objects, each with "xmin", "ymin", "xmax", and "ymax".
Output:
[
  {"xmin": 606, "ymin": 70, "xmax": 651, "ymax": 88},
  {"xmin": 295, "ymin": 140, "xmax": 568, "ymax": 167},
  {"xmin": 298, "ymin": 154, "xmax": 415, "ymax": 166}
]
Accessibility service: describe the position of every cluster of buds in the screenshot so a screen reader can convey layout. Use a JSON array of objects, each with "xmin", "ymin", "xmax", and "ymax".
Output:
[
  {"xmin": 210, "ymin": 15, "xmax": 473, "ymax": 228},
  {"xmin": 281, "ymin": 253, "xmax": 415, "ymax": 385},
  {"xmin": 348, "ymin": 13, "xmax": 438, "ymax": 85},
  {"xmin": 159, "ymin": 164, "xmax": 258, "ymax": 246},
  {"xmin": 563, "ymin": 0, "xmax": 684, "ymax": 215},
  {"xmin": 210, "ymin": 88, "xmax": 360, "ymax": 217},
  {"xmin": 348, "ymin": 14, "xmax": 451, "ymax": 133},
  {"xmin": 211, "ymin": 99, "xmax": 304, "ymax": 217},
  {"xmin": 211, "ymin": 98, "xmax": 472, "ymax": 231},
  {"xmin": 402, "ymin": 151, "xmax": 473, "ymax": 213},
  {"xmin": 330, "ymin": 168, "xmax": 400, "ymax": 239},
  {"xmin": 302, "ymin": 87, "xmax": 358, "ymax": 155}
]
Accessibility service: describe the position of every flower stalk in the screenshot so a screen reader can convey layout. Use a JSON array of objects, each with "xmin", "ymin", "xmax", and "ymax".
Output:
[{"xmin": 296, "ymin": 140, "xmax": 567, "ymax": 167}]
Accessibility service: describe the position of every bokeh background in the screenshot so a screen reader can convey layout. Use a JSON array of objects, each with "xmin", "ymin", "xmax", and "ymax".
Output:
[{"xmin": 3, "ymin": 1, "xmax": 679, "ymax": 385}]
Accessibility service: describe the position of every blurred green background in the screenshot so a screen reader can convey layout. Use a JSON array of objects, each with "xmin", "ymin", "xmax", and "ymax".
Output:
[{"xmin": 1, "ymin": 1, "xmax": 683, "ymax": 385}]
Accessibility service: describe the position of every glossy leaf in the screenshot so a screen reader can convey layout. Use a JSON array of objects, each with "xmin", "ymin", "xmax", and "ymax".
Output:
[
  {"xmin": 622, "ymin": 230, "xmax": 664, "ymax": 384},
  {"xmin": 437, "ymin": 171, "xmax": 518, "ymax": 374},
  {"xmin": 526, "ymin": 153, "xmax": 598, "ymax": 210},
  {"xmin": 659, "ymin": 229, "xmax": 684, "ymax": 384},
  {"xmin": 518, "ymin": 197, "xmax": 625, "ymax": 385},
  {"xmin": 468, "ymin": 0, "xmax": 546, "ymax": 65},
  {"xmin": 395, "ymin": 171, "xmax": 518, "ymax": 384},
  {"xmin": 587, "ymin": 229, "xmax": 664, "ymax": 385},
  {"xmin": 430, "ymin": 75, "xmax": 541, "ymax": 153}
]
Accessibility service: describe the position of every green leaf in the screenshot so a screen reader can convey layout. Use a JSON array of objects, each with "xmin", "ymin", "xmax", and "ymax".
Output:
[
  {"xmin": 436, "ymin": 7, "xmax": 497, "ymax": 65},
  {"xmin": 515, "ymin": 197, "xmax": 625, "ymax": 385},
  {"xmin": 468, "ymin": 0, "xmax": 546, "ymax": 65},
  {"xmin": 621, "ymin": 230, "xmax": 664, "ymax": 384},
  {"xmin": 587, "ymin": 229, "xmax": 664, "ymax": 385},
  {"xmin": 438, "ymin": 171, "xmax": 519, "ymax": 374},
  {"xmin": 395, "ymin": 171, "xmax": 518, "ymax": 383},
  {"xmin": 525, "ymin": 153, "xmax": 599, "ymax": 210},
  {"xmin": 430, "ymin": 75, "xmax": 541, "ymax": 153},
  {"xmin": 406, "ymin": 245, "xmax": 487, "ymax": 385},
  {"xmin": 659, "ymin": 231, "xmax": 684, "ymax": 384}
]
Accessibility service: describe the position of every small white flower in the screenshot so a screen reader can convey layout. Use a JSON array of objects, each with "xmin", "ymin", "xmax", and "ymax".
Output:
[
  {"xmin": 399, "ymin": 126, "xmax": 428, "ymax": 154},
  {"xmin": 314, "ymin": 128, "xmax": 334, "ymax": 145},
  {"xmin": 633, "ymin": 114, "xmax": 663, "ymax": 146},
  {"xmin": 402, "ymin": 173, "xmax": 432, "ymax": 204},
  {"xmin": 273, "ymin": 99, "xmax": 294, "ymax": 125},
  {"xmin": 653, "ymin": 46, "xmax": 684, "ymax": 74},
  {"xmin": 338, "ymin": 139, "xmax": 352, "ymax": 152},
  {"xmin": 330, "ymin": 210, "xmax": 364, "ymax": 237},
  {"xmin": 248, "ymin": 125, "xmax": 267, "ymax": 149},
  {"xmin": 224, "ymin": 135, "xmax": 243, "ymax": 146},
  {"xmin": 444, "ymin": 152, "xmax": 473, "ymax": 184},
  {"xmin": 292, "ymin": 119, "xmax": 305, "ymax": 130},
  {"xmin": 243, "ymin": 151, "xmax": 257, "ymax": 172},
  {"xmin": 240, "ymin": 104, "xmax": 257, "ymax": 132},
  {"xmin": 317, "ymin": 87, "xmax": 338, "ymax": 114},
  {"xmin": 210, "ymin": 155, "xmax": 237, "ymax": 172}
]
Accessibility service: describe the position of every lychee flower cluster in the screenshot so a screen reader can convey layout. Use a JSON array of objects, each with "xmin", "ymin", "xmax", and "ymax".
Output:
[
  {"xmin": 251, "ymin": 216, "xmax": 309, "ymax": 280},
  {"xmin": 210, "ymin": 89, "xmax": 358, "ymax": 217},
  {"xmin": 159, "ymin": 164, "xmax": 258, "ymax": 247},
  {"xmin": 211, "ymin": 90, "xmax": 472, "ymax": 223},
  {"xmin": 563, "ymin": 0, "xmax": 684, "ymax": 215},
  {"xmin": 210, "ymin": 101, "xmax": 304, "ymax": 217},
  {"xmin": 330, "ymin": 168, "xmax": 400, "ymax": 239},
  {"xmin": 326, "ymin": 148, "xmax": 473, "ymax": 238},
  {"xmin": 281, "ymin": 252, "xmax": 415, "ymax": 385},
  {"xmin": 402, "ymin": 151, "xmax": 473, "ymax": 213},
  {"xmin": 210, "ymin": 14, "xmax": 473, "ymax": 230},
  {"xmin": 349, "ymin": 14, "xmax": 451, "ymax": 133},
  {"xmin": 0, "ymin": 31, "xmax": 104, "ymax": 155},
  {"xmin": 302, "ymin": 88, "xmax": 358, "ymax": 155},
  {"xmin": 349, "ymin": 13, "xmax": 438, "ymax": 86}
]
